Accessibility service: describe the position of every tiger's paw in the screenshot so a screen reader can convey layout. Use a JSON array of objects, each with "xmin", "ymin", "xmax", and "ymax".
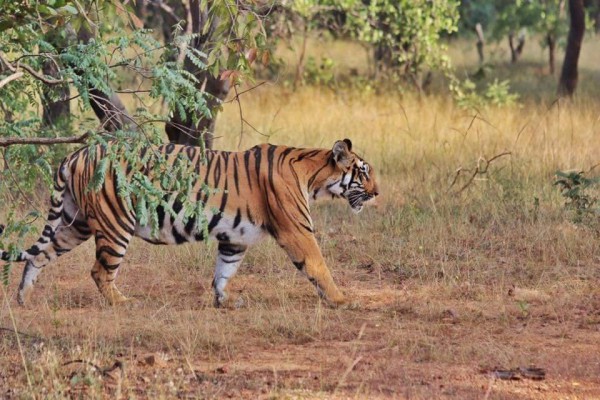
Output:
[
  {"xmin": 105, "ymin": 292, "xmax": 134, "ymax": 306},
  {"xmin": 327, "ymin": 296, "xmax": 360, "ymax": 310},
  {"xmin": 214, "ymin": 293, "xmax": 228, "ymax": 308},
  {"xmin": 338, "ymin": 300, "xmax": 360, "ymax": 310},
  {"xmin": 17, "ymin": 289, "xmax": 29, "ymax": 306},
  {"xmin": 113, "ymin": 296, "xmax": 134, "ymax": 305},
  {"xmin": 326, "ymin": 295, "xmax": 347, "ymax": 307}
]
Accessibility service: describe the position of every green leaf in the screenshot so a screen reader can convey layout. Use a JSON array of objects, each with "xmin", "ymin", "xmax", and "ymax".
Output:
[
  {"xmin": 38, "ymin": 5, "xmax": 58, "ymax": 16},
  {"xmin": 88, "ymin": 158, "xmax": 109, "ymax": 192},
  {"xmin": 57, "ymin": 4, "xmax": 78, "ymax": 15}
]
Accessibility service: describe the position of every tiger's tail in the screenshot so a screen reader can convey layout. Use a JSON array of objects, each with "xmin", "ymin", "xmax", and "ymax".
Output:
[{"xmin": 0, "ymin": 157, "xmax": 71, "ymax": 263}]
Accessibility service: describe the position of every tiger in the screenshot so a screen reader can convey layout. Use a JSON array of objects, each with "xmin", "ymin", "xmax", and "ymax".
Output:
[{"xmin": 0, "ymin": 138, "xmax": 379, "ymax": 307}]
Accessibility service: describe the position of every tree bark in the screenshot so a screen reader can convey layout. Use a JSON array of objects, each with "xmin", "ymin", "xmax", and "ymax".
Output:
[
  {"xmin": 475, "ymin": 23, "xmax": 485, "ymax": 64},
  {"xmin": 40, "ymin": 30, "xmax": 70, "ymax": 129},
  {"xmin": 508, "ymin": 31, "xmax": 525, "ymax": 63},
  {"xmin": 0, "ymin": 131, "xmax": 89, "ymax": 147},
  {"xmin": 595, "ymin": 0, "xmax": 600, "ymax": 33},
  {"xmin": 41, "ymin": 57, "xmax": 70, "ymax": 129},
  {"xmin": 77, "ymin": 26, "xmax": 135, "ymax": 132},
  {"xmin": 156, "ymin": 0, "xmax": 230, "ymax": 149},
  {"xmin": 547, "ymin": 34, "xmax": 556, "ymax": 75},
  {"xmin": 558, "ymin": 0, "xmax": 585, "ymax": 97},
  {"xmin": 293, "ymin": 23, "xmax": 308, "ymax": 90}
]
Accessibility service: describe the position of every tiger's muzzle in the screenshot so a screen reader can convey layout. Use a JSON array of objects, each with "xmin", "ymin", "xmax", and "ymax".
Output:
[{"xmin": 346, "ymin": 189, "xmax": 378, "ymax": 213}]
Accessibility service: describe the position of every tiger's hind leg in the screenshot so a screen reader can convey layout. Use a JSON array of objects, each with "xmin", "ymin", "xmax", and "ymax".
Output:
[
  {"xmin": 212, "ymin": 242, "xmax": 247, "ymax": 307},
  {"xmin": 91, "ymin": 232, "xmax": 133, "ymax": 305},
  {"xmin": 18, "ymin": 221, "xmax": 92, "ymax": 305}
]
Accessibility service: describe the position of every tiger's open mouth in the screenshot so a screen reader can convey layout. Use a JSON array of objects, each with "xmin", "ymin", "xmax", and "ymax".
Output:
[{"xmin": 346, "ymin": 190, "xmax": 375, "ymax": 213}]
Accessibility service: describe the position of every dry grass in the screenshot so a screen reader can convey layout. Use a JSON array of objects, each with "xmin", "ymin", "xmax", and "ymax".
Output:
[{"xmin": 2, "ymin": 36, "xmax": 600, "ymax": 399}]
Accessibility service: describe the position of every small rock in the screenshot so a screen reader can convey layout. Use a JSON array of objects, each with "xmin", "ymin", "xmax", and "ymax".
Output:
[
  {"xmin": 441, "ymin": 308, "xmax": 458, "ymax": 321},
  {"xmin": 142, "ymin": 353, "xmax": 167, "ymax": 368},
  {"xmin": 215, "ymin": 366, "xmax": 228, "ymax": 374}
]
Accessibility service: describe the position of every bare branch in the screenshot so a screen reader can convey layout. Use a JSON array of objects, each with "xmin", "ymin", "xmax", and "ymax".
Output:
[
  {"xmin": 233, "ymin": 84, "xmax": 245, "ymax": 148},
  {"xmin": 224, "ymin": 81, "xmax": 267, "ymax": 103},
  {"xmin": 448, "ymin": 152, "xmax": 512, "ymax": 194},
  {"xmin": 0, "ymin": 71, "xmax": 24, "ymax": 89},
  {"xmin": 0, "ymin": 52, "xmax": 71, "ymax": 85},
  {"xmin": 0, "ymin": 131, "xmax": 90, "ymax": 147}
]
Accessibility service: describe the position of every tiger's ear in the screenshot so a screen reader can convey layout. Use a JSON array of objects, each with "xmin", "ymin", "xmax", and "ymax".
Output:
[
  {"xmin": 332, "ymin": 139, "xmax": 353, "ymax": 170},
  {"xmin": 343, "ymin": 138, "xmax": 352, "ymax": 151}
]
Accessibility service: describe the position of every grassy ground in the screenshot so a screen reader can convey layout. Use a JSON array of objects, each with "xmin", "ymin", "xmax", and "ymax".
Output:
[{"xmin": 2, "ymin": 35, "xmax": 600, "ymax": 399}]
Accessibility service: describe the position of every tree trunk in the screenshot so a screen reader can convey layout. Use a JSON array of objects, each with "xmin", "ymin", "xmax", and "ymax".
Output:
[
  {"xmin": 165, "ymin": 76, "xmax": 229, "ymax": 148},
  {"xmin": 596, "ymin": 0, "xmax": 600, "ymax": 33},
  {"xmin": 508, "ymin": 31, "xmax": 525, "ymax": 63},
  {"xmin": 475, "ymin": 23, "xmax": 485, "ymax": 64},
  {"xmin": 547, "ymin": 34, "xmax": 556, "ymax": 75},
  {"xmin": 293, "ymin": 23, "xmax": 308, "ymax": 90},
  {"xmin": 558, "ymin": 0, "xmax": 585, "ymax": 97},
  {"xmin": 516, "ymin": 30, "xmax": 526, "ymax": 57},
  {"xmin": 508, "ymin": 33, "xmax": 518, "ymax": 63},
  {"xmin": 41, "ymin": 57, "xmax": 70, "ymax": 129},
  {"xmin": 158, "ymin": 0, "xmax": 230, "ymax": 149},
  {"xmin": 76, "ymin": 27, "xmax": 135, "ymax": 132},
  {"xmin": 39, "ymin": 30, "xmax": 70, "ymax": 129}
]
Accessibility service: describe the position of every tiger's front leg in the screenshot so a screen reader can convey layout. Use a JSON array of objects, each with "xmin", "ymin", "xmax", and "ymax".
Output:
[
  {"xmin": 278, "ymin": 233, "xmax": 347, "ymax": 306},
  {"xmin": 212, "ymin": 242, "xmax": 248, "ymax": 307}
]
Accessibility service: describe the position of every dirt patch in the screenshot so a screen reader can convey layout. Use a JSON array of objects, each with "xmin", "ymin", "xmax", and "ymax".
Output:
[{"xmin": 1, "ymin": 246, "xmax": 600, "ymax": 399}]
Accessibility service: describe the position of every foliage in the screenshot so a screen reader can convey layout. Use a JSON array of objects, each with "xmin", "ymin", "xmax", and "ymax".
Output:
[
  {"xmin": 450, "ymin": 78, "xmax": 520, "ymax": 109},
  {"xmin": 342, "ymin": 0, "xmax": 460, "ymax": 76},
  {"xmin": 0, "ymin": 0, "xmax": 267, "ymax": 274},
  {"xmin": 458, "ymin": 0, "xmax": 497, "ymax": 31},
  {"xmin": 491, "ymin": 0, "xmax": 541, "ymax": 40},
  {"xmin": 531, "ymin": 0, "xmax": 568, "ymax": 41},
  {"xmin": 457, "ymin": 0, "xmax": 566, "ymax": 39},
  {"xmin": 87, "ymin": 134, "xmax": 212, "ymax": 239},
  {"xmin": 554, "ymin": 170, "xmax": 600, "ymax": 223},
  {"xmin": 269, "ymin": 0, "xmax": 459, "ymax": 81},
  {"xmin": 201, "ymin": 1, "xmax": 271, "ymax": 83},
  {"xmin": 303, "ymin": 56, "xmax": 336, "ymax": 87}
]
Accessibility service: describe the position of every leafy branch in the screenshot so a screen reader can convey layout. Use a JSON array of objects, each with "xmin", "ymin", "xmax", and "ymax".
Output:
[{"xmin": 554, "ymin": 170, "xmax": 600, "ymax": 219}]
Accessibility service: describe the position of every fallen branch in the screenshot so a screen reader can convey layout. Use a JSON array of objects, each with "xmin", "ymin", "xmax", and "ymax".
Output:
[
  {"xmin": 0, "ymin": 131, "xmax": 90, "ymax": 147},
  {"xmin": 448, "ymin": 151, "xmax": 512, "ymax": 194}
]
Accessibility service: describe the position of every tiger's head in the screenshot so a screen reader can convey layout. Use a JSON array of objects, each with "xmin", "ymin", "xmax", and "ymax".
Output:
[{"xmin": 327, "ymin": 139, "xmax": 380, "ymax": 213}]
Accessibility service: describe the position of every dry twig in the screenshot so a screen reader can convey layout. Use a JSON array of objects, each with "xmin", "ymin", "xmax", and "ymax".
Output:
[{"xmin": 448, "ymin": 151, "xmax": 512, "ymax": 194}]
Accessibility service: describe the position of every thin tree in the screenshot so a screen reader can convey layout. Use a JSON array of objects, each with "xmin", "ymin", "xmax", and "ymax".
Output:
[{"xmin": 558, "ymin": 0, "xmax": 585, "ymax": 96}]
